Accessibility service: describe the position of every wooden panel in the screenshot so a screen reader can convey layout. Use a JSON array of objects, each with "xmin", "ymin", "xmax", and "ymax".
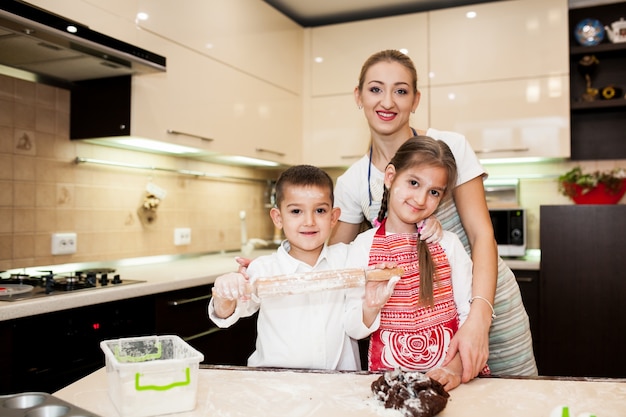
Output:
[{"xmin": 539, "ymin": 205, "xmax": 626, "ymax": 377}]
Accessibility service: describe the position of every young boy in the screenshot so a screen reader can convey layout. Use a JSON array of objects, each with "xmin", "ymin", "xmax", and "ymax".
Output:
[{"xmin": 209, "ymin": 165, "xmax": 398, "ymax": 371}]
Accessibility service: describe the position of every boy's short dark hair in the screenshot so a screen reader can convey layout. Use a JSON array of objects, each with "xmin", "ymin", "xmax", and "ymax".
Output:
[{"xmin": 274, "ymin": 165, "xmax": 334, "ymax": 207}]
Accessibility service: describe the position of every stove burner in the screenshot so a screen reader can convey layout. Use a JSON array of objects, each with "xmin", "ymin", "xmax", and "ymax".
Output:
[{"xmin": 0, "ymin": 268, "xmax": 144, "ymax": 301}]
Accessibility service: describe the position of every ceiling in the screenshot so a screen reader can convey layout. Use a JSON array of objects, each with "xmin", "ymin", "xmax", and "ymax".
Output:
[{"xmin": 262, "ymin": 0, "xmax": 505, "ymax": 27}]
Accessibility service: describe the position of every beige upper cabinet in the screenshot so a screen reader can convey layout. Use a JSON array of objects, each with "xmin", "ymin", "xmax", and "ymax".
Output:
[
  {"xmin": 429, "ymin": 0, "xmax": 569, "ymax": 86},
  {"xmin": 428, "ymin": 0, "xmax": 570, "ymax": 159},
  {"xmin": 309, "ymin": 14, "xmax": 430, "ymax": 97},
  {"xmin": 136, "ymin": 0, "xmax": 302, "ymax": 94},
  {"xmin": 305, "ymin": 13, "xmax": 430, "ymax": 166},
  {"xmin": 430, "ymin": 75, "xmax": 570, "ymax": 159}
]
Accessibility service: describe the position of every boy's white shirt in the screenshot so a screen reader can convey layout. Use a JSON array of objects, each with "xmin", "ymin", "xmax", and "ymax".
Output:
[{"xmin": 208, "ymin": 240, "xmax": 378, "ymax": 371}]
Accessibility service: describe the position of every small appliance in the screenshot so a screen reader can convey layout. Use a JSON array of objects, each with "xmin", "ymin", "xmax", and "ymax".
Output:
[{"xmin": 488, "ymin": 208, "xmax": 526, "ymax": 257}]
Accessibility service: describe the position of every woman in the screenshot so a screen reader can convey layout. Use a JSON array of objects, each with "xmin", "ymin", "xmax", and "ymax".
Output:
[{"xmin": 330, "ymin": 49, "xmax": 537, "ymax": 382}]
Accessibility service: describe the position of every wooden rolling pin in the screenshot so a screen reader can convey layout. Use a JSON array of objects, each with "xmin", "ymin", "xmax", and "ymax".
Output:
[{"xmin": 212, "ymin": 267, "xmax": 404, "ymax": 298}]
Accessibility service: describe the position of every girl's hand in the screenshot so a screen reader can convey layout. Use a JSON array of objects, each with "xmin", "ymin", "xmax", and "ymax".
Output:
[
  {"xmin": 418, "ymin": 215, "xmax": 443, "ymax": 243},
  {"xmin": 364, "ymin": 263, "xmax": 401, "ymax": 309}
]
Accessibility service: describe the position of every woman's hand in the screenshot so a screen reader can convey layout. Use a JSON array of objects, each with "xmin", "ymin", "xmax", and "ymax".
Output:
[
  {"xmin": 442, "ymin": 313, "xmax": 491, "ymax": 383},
  {"xmin": 418, "ymin": 215, "xmax": 443, "ymax": 243}
]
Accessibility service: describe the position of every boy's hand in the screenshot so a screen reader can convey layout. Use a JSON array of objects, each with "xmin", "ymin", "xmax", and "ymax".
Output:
[{"xmin": 212, "ymin": 272, "xmax": 251, "ymax": 301}]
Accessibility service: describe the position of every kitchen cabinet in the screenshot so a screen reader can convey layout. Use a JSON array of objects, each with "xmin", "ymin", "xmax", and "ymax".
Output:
[
  {"xmin": 428, "ymin": 0, "xmax": 570, "ymax": 160},
  {"xmin": 155, "ymin": 284, "xmax": 257, "ymax": 366},
  {"xmin": 568, "ymin": 3, "xmax": 626, "ymax": 160},
  {"xmin": 428, "ymin": 0, "xmax": 568, "ymax": 86},
  {"xmin": 136, "ymin": 0, "xmax": 302, "ymax": 94},
  {"xmin": 511, "ymin": 269, "xmax": 541, "ymax": 371},
  {"xmin": 305, "ymin": 14, "xmax": 430, "ymax": 167},
  {"xmin": 3, "ymin": 295, "xmax": 156, "ymax": 394},
  {"xmin": 430, "ymin": 76, "xmax": 570, "ymax": 159},
  {"xmin": 539, "ymin": 205, "xmax": 626, "ymax": 378},
  {"xmin": 309, "ymin": 14, "xmax": 429, "ymax": 97}
]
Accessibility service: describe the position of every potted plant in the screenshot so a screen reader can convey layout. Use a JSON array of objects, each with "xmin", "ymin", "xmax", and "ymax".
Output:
[{"xmin": 558, "ymin": 166, "xmax": 626, "ymax": 204}]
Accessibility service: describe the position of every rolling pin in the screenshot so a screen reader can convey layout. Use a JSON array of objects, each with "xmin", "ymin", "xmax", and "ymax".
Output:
[{"xmin": 212, "ymin": 267, "xmax": 403, "ymax": 298}]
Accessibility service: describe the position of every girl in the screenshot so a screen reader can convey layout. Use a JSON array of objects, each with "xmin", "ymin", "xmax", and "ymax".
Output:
[{"xmin": 347, "ymin": 136, "xmax": 487, "ymax": 391}]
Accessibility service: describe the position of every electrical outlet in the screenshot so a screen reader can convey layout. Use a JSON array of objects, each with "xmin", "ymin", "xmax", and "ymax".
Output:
[
  {"xmin": 51, "ymin": 233, "xmax": 77, "ymax": 255},
  {"xmin": 174, "ymin": 228, "xmax": 191, "ymax": 246}
]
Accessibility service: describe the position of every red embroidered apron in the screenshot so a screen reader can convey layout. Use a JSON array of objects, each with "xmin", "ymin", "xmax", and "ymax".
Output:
[{"xmin": 368, "ymin": 220, "xmax": 459, "ymax": 371}]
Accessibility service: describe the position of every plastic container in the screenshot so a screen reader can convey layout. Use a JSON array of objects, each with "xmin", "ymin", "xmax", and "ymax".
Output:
[{"xmin": 100, "ymin": 335, "xmax": 204, "ymax": 417}]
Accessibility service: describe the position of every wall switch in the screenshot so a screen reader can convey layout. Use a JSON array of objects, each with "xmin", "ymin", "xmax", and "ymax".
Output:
[
  {"xmin": 51, "ymin": 233, "xmax": 77, "ymax": 255},
  {"xmin": 174, "ymin": 228, "xmax": 191, "ymax": 246}
]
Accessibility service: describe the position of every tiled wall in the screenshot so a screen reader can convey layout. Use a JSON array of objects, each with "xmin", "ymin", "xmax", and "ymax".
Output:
[{"xmin": 0, "ymin": 74, "xmax": 276, "ymax": 271}]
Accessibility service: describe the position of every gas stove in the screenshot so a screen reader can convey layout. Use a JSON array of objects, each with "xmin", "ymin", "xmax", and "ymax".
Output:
[{"xmin": 0, "ymin": 268, "xmax": 144, "ymax": 301}]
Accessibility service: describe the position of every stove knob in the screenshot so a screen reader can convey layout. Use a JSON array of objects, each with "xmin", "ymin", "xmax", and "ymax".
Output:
[
  {"xmin": 44, "ymin": 273, "xmax": 54, "ymax": 294},
  {"xmin": 99, "ymin": 273, "xmax": 109, "ymax": 286},
  {"xmin": 112, "ymin": 274, "xmax": 122, "ymax": 284},
  {"xmin": 86, "ymin": 272, "xmax": 96, "ymax": 286}
]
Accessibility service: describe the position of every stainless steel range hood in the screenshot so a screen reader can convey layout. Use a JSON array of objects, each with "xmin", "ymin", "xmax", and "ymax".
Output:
[{"xmin": 0, "ymin": 0, "xmax": 165, "ymax": 86}]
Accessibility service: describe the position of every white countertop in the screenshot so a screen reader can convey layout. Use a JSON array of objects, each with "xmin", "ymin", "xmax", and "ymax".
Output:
[
  {"xmin": 53, "ymin": 366, "xmax": 625, "ymax": 417},
  {"xmin": 0, "ymin": 250, "xmax": 539, "ymax": 322},
  {"xmin": 0, "ymin": 250, "xmax": 273, "ymax": 322}
]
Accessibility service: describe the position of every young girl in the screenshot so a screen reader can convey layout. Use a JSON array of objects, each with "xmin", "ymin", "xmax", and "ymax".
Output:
[{"xmin": 347, "ymin": 135, "xmax": 487, "ymax": 391}]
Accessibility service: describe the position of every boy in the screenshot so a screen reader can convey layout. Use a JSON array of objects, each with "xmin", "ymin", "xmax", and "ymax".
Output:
[{"xmin": 209, "ymin": 165, "xmax": 398, "ymax": 370}]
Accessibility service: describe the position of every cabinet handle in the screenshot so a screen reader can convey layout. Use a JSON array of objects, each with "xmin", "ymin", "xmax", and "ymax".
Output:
[
  {"xmin": 340, "ymin": 155, "xmax": 363, "ymax": 160},
  {"xmin": 255, "ymin": 148, "xmax": 285, "ymax": 157},
  {"xmin": 168, "ymin": 294, "xmax": 212, "ymax": 306},
  {"xmin": 474, "ymin": 147, "xmax": 529, "ymax": 154},
  {"xmin": 516, "ymin": 276, "xmax": 534, "ymax": 283},
  {"xmin": 183, "ymin": 327, "xmax": 222, "ymax": 341},
  {"xmin": 167, "ymin": 129, "xmax": 214, "ymax": 142}
]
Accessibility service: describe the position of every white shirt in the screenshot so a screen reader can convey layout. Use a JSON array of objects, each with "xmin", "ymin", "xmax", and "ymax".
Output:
[
  {"xmin": 346, "ymin": 228, "xmax": 473, "ymax": 326},
  {"xmin": 335, "ymin": 128, "xmax": 486, "ymax": 226},
  {"xmin": 208, "ymin": 241, "xmax": 378, "ymax": 371}
]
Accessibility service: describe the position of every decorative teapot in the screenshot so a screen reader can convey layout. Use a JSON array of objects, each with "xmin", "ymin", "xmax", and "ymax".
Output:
[{"xmin": 605, "ymin": 18, "xmax": 626, "ymax": 43}]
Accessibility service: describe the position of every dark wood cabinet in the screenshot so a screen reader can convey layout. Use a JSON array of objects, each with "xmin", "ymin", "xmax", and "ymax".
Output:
[
  {"xmin": 569, "ymin": 3, "xmax": 626, "ymax": 160},
  {"xmin": 539, "ymin": 205, "xmax": 626, "ymax": 377},
  {"xmin": 155, "ymin": 284, "xmax": 257, "ymax": 366},
  {"xmin": 512, "ymin": 269, "xmax": 541, "ymax": 370}
]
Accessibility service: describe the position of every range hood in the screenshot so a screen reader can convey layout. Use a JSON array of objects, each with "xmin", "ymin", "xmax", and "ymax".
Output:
[{"xmin": 0, "ymin": 0, "xmax": 165, "ymax": 85}]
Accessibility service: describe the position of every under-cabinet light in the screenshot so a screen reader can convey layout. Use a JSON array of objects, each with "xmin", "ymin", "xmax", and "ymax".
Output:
[{"xmin": 115, "ymin": 138, "xmax": 201, "ymax": 154}]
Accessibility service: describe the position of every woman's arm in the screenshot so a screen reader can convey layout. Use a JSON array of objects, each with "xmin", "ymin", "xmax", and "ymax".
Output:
[
  {"xmin": 329, "ymin": 220, "xmax": 362, "ymax": 245},
  {"xmin": 443, "ymin": 176, "xmax": 498, "ymax": 383}
]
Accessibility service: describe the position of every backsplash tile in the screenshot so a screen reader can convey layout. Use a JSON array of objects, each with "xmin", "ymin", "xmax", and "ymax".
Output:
[{"xmin": 0, "ymin": 74, "xmax": 276, "ymax": 271}]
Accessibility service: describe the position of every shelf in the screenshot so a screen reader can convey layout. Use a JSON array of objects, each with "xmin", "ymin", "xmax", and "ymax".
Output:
[
  {"xmin": 570, "ymin": 41, "xmax": 626, "ymax": 57},
  {"xmin": 570, "ymin": 98, "xmax": 626, "ymax": 112}
]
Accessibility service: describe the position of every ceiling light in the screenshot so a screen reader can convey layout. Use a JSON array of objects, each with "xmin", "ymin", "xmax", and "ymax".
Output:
[
  {"xmin": 136, "ymin": 12, "xmax": 149, "ymax": 21},
  {"xmin": 466, "ymin": 11, "xmax": 477, "ymax": 19},
  {"xmin": 66, "ymin": 25, "xmax": 77, "ymax": 33}
]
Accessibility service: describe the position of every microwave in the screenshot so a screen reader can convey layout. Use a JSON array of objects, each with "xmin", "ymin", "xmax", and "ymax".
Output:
[{"xmin": 488, "ymin": 208, "xmax": 526, "ymax": 257}]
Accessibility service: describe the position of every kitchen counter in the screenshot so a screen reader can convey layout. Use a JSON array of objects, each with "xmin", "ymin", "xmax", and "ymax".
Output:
[
  {"xmin": 0, "ymin": 250, "xmax": 274, "ymax": 322},
  {"xmin": 53, "ymin": 366, "xmax": 625, "ymax": 417},
  {"xmin": 1, "ymin": 249, "xmax": 539, "ymax": 322}
]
